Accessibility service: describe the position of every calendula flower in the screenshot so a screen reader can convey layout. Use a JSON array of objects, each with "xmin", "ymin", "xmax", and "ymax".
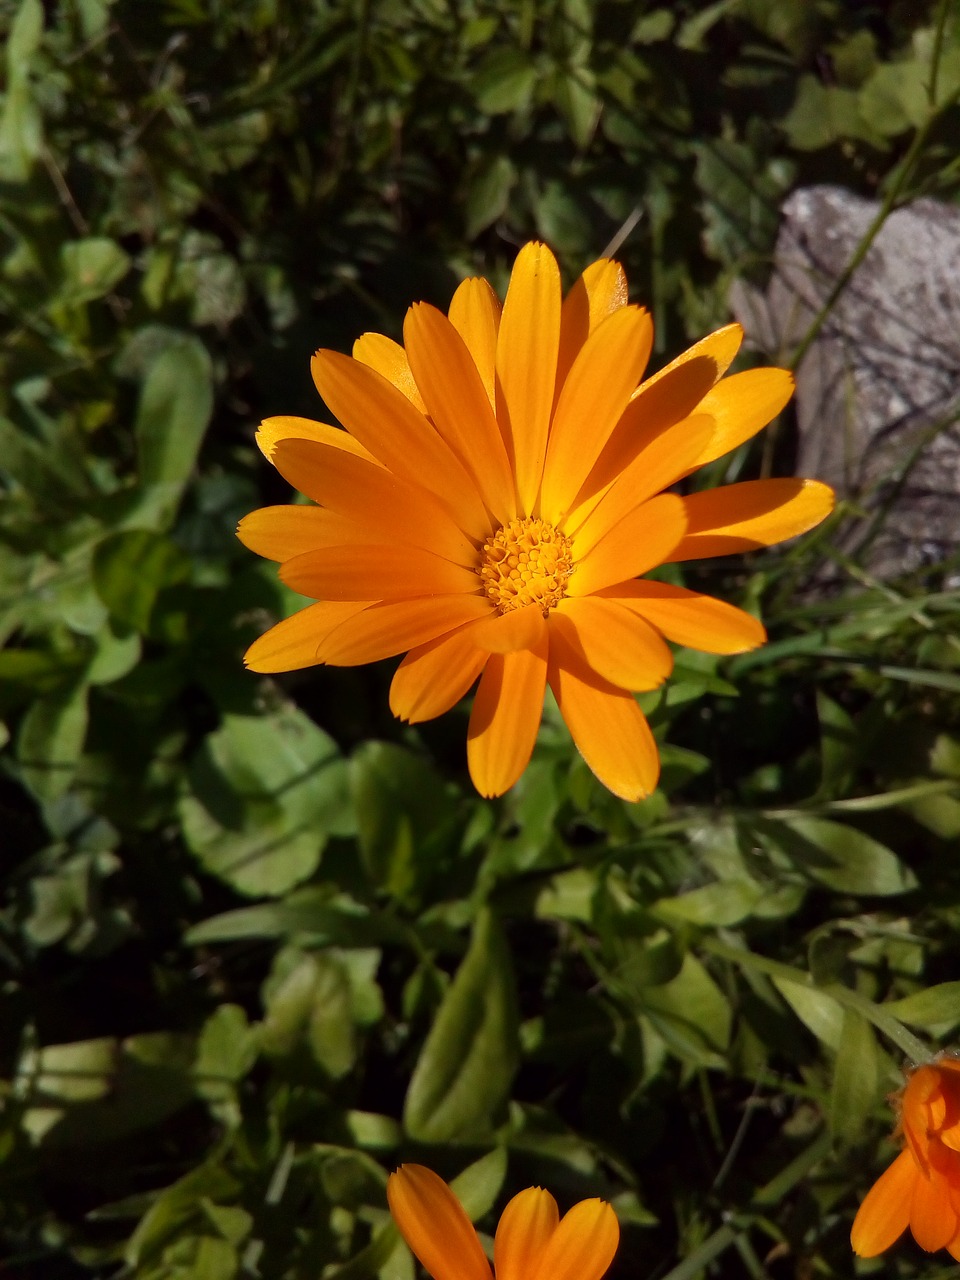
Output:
[
  {"xmin": 851, "ymin": 1053, "xmax": 960, "ymax": 1259},
  {"xmin": 387, "ymin": 1163, "xmax": 619, "ymax": 1280},
  {"xmin": 240, "ymin": 242, "xmax": 833, "ymax": 800}
]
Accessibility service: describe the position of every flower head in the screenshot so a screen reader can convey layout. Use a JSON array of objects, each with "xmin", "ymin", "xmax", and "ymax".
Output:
[
  {"xmin": 240, "ymin": 243, "xmax": 833, "ymax": 800},
  {"xmin": 386, "ymin": 1163, "xmax": 619, "ymax": 1280},
  {"xmin": 851, "ymin": 1053, "xmax": 960, "ymax": 1259}
]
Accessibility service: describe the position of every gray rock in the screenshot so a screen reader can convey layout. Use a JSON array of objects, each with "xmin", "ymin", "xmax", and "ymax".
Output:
[{"xmin": 730, "ymin": 185, "xmax": 960, "ymax": 580}]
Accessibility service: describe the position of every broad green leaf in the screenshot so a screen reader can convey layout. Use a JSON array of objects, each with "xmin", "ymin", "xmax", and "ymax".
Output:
[
  {"xmin": 883, "ymin": 983, "xmax": 960, "ymax": 1029},
  {"xmin": 180, "ymin": 708, "xmax": 351, "ymax": 897},
  {"xmin": 17, "ymin": 679, "xmax": 88, "ymax": 801},
  {"xmin": 472, "ymin": 48, "xmax": 538, "ymax": 114},
  {"xmin": 829, "ymin": 1010, "xmax": 880, "ymax": 1148},
  {"xmin": 641, "ymin": 954, "xmax": 731, "ymax": 1066},
  {"xmin": 185, "ymin": 889, "xmax": 395, "ymax": 947},
  {"xmin": 760, "ymin": 816, "xmax": 916, "ymax": 896},
  {"xmin": 0, "ymin": 0, "xmax": 44, "ymax": 179},
  {"xmin": 654, "ymin": 879, "xmax": 766, "ymax": 927},
  {"xmin": 92, "ymin": 530, "xmax": 191, "ymax": 635},
  {"xmin": 125, "ymin": 1163, "xmax": 241, "ymax": 1270},
  {"xmin": 193, "ymin": 1005, "xmax": 258, "ymax": 1108},
  {"xmin": 404, "ymin": 909, "xmax": 520, "ymax": 1142},
  {"xmin": 60, "ymin": 238, "xmax": 131, "ymax": 304},
  {"xmin": 465, "ymin": 154, "xmax": 516, "ymax": 238},
  {"xmin": 133, "ymin": 337, "xmax": 214, "ymax": 528},
  {"xmin": 449, "ymin": 1148, "xmax": 508, "ymax": 1220},
  {"xmin": 260, "ymin": 949, "xmax": 357, "ymax": 1077},
  {"xmin": 772, "ymin": 977, "xmax": 843, "ymax": 1050},
  {"xmin": 553, "ymin": 69, "xmax": 600, "ymax": 149}
]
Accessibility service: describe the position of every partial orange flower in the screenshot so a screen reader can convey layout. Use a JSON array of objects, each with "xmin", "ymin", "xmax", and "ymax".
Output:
[
  {"xmin": 240, "ymin": 242, "xmax": 834, "ymax": 800},
  {"xmin": 851, "ymin": 1053, "xmax": 960, "ymax": 1259},
  {"xmin": 386, "ymin": 1163, "xmax": 619, "ymax": 1280}
]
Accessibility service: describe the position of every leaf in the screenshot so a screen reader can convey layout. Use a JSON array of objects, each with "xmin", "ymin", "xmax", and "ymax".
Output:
[
  {"xmin": 772, "ymin": 977, "xmax": 843, "ymax": 1050},
  {"xmin": 465, "ymin": 154, "xmax": 516, "ymax": 238},
  {"xmin": 260, "ymin": 950, "xmax": 357, "ymax": 1077},
  {"xmin": 180, "ymin": 708, "xmax": 351, "ymax": 897},
  {"xmin": 193, "ymin": 1005, "xmax": 258, "ymax": 1108},
  {"xmin": 403, "ymin": 909, "xmax": 520, "ymax": 1142},
  {"xmin": 641, "ymin": 953, "xmax": 732, "ymax": 1065},
  {"xmin": 472, "ymin": 48, "xmax": 538, "ymax": 114},
  {"xmin": 60, "ymin": 238, "xmax": 131, "ymax": 304},
  {"xmin": 133, "ymin": 336, "xmax": 214, "ymax": 528},
  {"xmin": 829, "ymin": 1010, "xmax": 879, "ymax": 1148},
  {"xmin": 763, "ymin": 816, "xmax": 916, "ymax": 896},
  {"xmin": 92, "ymin": 530, "xmax": 192, "ymax": 635},
  {"xmin": 883, "ymin": 983, "xmax": 960, "ymax": 1030},
  {"xmin": 0, "ymin": 0, "xmax": 44, "ymax": 180},
  {"xmin": 553, "ymin": 69, "xmax": 600, "ymax": 149},
  {"xmin": 654, "ymin": 879, "xmax": 766, "ymax": 927},
  {"xmin": 780, "ymin": 76, "xmax": 878, "ymax": 150},
  {"xmin": 449, "ymin": 1148, "xmax": 508, "ymax": 1220},
  {"xmin": 815, "ymin": 691, "xmax": 858, "ymax": 797},
  {"xmin": 125, "ymin": 1163, "xmax": 241, "ymax": 1271},
  {"xmin": 16, "ymin": 679, "xmax": 89, "ymax": 801}
]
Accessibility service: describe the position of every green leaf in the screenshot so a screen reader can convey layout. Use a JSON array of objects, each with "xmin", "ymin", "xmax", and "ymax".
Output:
[
  {"xmin": 465, "ymin": 154, "xmax": 516, "ymax": 238},
  {"xmin": 16, "ymin": 679, "xmax": 88, "ymax": 801},
  {"xmin": 133, "ymin": 337, "xmax": 214, "ymax": 528},
  {"xmin": 654, "ymin": 879, "xmax": 766, "ymax": 927},
  {"xmin": 260, "ymin": 950, "xmax": 357, "ymax": 1077},
  {"xmin": 125, "ymin": 1163, "xmax": 241, "ymax": 1271},
  {"xmin": 193, "ymin": 1005, "xmax": 258, "ymax": 1109},
  {"xmin": 553, "ymin": 69, "xmax": 600, "ymax": 149},
  {"xmin": 641, "ymin": 953, "xmax": 731, "ymax": 1065},
  {"xmin": 404, "ymin": 909, "xmax": 520, "ymax": 1142},
  {"xmin": 780, "ymin": 76, "xmax": 878, "ymax": 150},
  {"xmin": 772, "ymin": 977, "xmax": 843, "ymax": 1050},
  {"xmin": 829, "ymin": 1010, "xmax": 879, "ymax": 1148},
  {"xmin": 764, "ymin": 816, "xmax": 917, "ymax": 896},
  {"xmin": 449, "ymin": 1148, "xmax": 508, "ymax": 1219},
  {"xmin": 92, "ymin": 530, "xmax": 192, "ymax": 635},
  {"xmin": 0, "ymin": 0, "xmax": 44, "ymax": 180},
  {"xmin": 473, "ymin": 48, "xmax": 538, "ymax": 114},
  {"xmin": 883, "ymin": 983, "xmax": 960, "ymax": 1029},
  {"xmin": 180, "ymin": 708, "xmax": 351, "ymax": 897},
  {"xmin": 60, "ymin": 238, "xmax": 131, "ymax": 304},
  {"xmin": 815, "ymin": 691, "xmax": 858, "ymax": 797}
]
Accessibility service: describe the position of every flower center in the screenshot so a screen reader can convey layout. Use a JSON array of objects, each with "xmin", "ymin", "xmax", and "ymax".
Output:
[{"xmin": 478, "ymin": 518, "xmax": 574, "ymax": 615}]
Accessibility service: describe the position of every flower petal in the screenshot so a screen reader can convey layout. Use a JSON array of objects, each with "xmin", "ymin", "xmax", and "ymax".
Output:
[
  {"xmin": 597, "ymin": 581, "xmax": 766, "ymax": 654},
  {"xmin": 387, "ymin": 1165, "xmax": 492, "ymax": 1280},
  {"xmin": 319, "ymin": 594, "xmax": 493, "ymax": 666},
  {"xmin": 256, "ymin": 415, "xmax": 376, "ymax": 464},
  {"xmin": 568, "ymin": 414, "xmax": 715, "ymax": 549},
  {"xmin": 528, "ymin": 1200, "xmax": 619, "ymax": 1280},
  {"xmin": 236, "ymin": 505, "xmax": 362, "ymax": 562},
  {"xmin": 244, "ymin": 601, "xmax": 371, "ymax": 673},
  {"xmin": 271, "ymin": 439, "xmax": 478, "ymax": 567},
  {"xmin": 851, "ymin": 1149, "xmax": 916, "ymax": 1257},
  {"xmin": 470, "ymin": 603, "xmax": 549, "ymax": 653},
  {"xmin": 448, "ymin": 276, "xmax": 502, "ymax": 410},
  {"xmin": 686, "ymin": 367, "xmax": 794, "ymax": 471},
  {"xmin": 548, "ymin": 633, "xmax": 660, "ymax": 801},
  {"xmin": 390, "ymin": 628, "xmax": 488, "ymax": 723},
  {"xmin": 352, "ymin": 332, "xmax": 427, "ymax": 412},
  {"xmin": 494, "ymin": 1188, "xmax": 560, "ymax": 1280},
  {"xmin": 569, "ymin": 493, "xmax": 687, "ymax": 597},
  {"xmin": 404, "ymin": 303, "xmax": 517, "ymax": 523},
  {"xmin": 555, "ymin": 258, "xmax": 629, "ymax": 396},
  {"xmin": 496, "ymin": 242, "xmax": 562, "ymax": 513},
  {"xmin": 467, "ymin": 622, "xmax": 549, "ymax": 797},
  {"xmin": 280, "ymin": 544, "xmax": 481, "ymax": 601},
  {"xmin": 911, "ymin": 1165, "xmax": 959, "ymax": 1252},
  {"xmin": 311, "ymin": 349, "xmax": 490, "ymax": 540},
  {"xmin": 540, "ymin": 306, "xmax": 654, "ymax": 523},
  {"xmin": 667, "ymin": 479, "xmax": 835, "ymax": 562},
  {"xmin": 552, "ymin": 597, "xmax": 673, "ymax": 691}
]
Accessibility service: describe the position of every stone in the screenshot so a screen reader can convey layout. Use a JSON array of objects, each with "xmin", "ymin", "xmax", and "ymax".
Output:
[{"xmin": 730, "ymin": 185, "xmax": 960, "ymax": 580}]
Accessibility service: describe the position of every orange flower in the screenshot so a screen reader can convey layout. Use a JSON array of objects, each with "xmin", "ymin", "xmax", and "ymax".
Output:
[
  {"xmin": 240, "ymin": 242, "xmax": 833, "ymax": 800},
  {"xmin": 386, "ymin": 1163, "xmax": 619, "ymax": 1280},
  {"xmin": 851, "ymin": 1054, "xmax": 960, "ymax": 1259}
]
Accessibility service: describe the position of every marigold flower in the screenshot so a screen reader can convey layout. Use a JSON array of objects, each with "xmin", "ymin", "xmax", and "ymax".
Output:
[
  {"xmin": 851, "ymin": 1053, "xmax": 960, "ymax": 1259},
  {"xmin": 386, "ymin": 1163, "xmax": 619, "ymax": 1280},
  {"xmin": 240, "ymin": 242, "xmax": 833, "ymax": 799}
]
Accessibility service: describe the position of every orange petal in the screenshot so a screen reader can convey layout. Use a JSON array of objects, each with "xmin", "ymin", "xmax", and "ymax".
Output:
[
  {"xmin": 243, "ymin": 601, "xmax": 371, "ymax": 673},
  {"xmin": 568, "ymin": 414, "xmax": 715, "ymax": 548},
  {"xmin": 280, "ymin": 544, "xmax": 481, "ymax": 601},
  {"xmin": 585, "ymin": 324, "xmax": 743, "ymax": 495},
  {"xmin": 467, "ymin": 623, "xmax": 549, "ymax": 797},
  {"xmin": 551, "ymin": 597, "xmax": 673, "ymax": 691},
  {"xmin": 237, "ymin": 505, "xmax": 362, "ymax": 562},
  {"xmin": 271, "ymin": 439, "xmax": 478, "ymax": 567},
  {"xmin": 540, "ymin": 306, "xmax": 654, "ymax": 523},
  {"xmin": 569, "ymin": 493, "xmax": 687, "ymax": 597},
  {"xmin": 352, "ymin": 332, "xmax": 427, "ymax": 412},
  {"xmin": 311, "ymin": 349, "xmax": 490, "ymax": 540},
  {"xmin": 390, "ymin": 627, "xmax": 488, "ymax": 723},
  {"xmin": 555, "ymin": 258, "xmax": 629, "ymax": 397},
  {"xmin": 387, "ymin": 1165, "xmax": 492, "ymax": 1280},
  {"xmin": 495, "ymin": 242, "xmax": 562, "ymax": 513},
  {"xmin": 851, "ymin": 1149, "xmax": 916, "ymax": 1257},
  {"xmin": 548, "ymin": 634, "xmax": 660, "ymax": 801},
  {"xmin": 528, "ymin": 1199, "xmax": 619, "ymax": 1280},
  {"xmin": 470, "ymin": 604, "xmax": 549, "ymax": 654},
  {"xmin": 687, "ymin": 367, "xmax": 794, "ymax": 471},
  {"xmin": 404, "ymin": 303, "xmax": 517, "ymax": 523},
  {"xmin": 667, "ymin": 479, "xmax": 835, "ymax": 562},
  {"xmin": 319, "ymin": 594, "xmax": 493, "ymax": 666},
  {"xmin": 911, "ymin": 1166, "xmax": 959, "ymax": 1252},
  {"xmin": 597, "ymin": 581, "xmax": 766, "ymax": 655},
  {"xmin": 448, "ymin": 276, "xmax": 502, "ymax": 410},
  {"xmin": 256, "ymin": 415, "xmax": 376, "ymax": 464},
  {"xmin": 494, "ymin": 1188, "xmax": 560, "ymax": 1280}
]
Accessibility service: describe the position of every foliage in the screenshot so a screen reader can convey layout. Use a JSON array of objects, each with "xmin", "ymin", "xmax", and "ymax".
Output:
[{"xmin": 1, "ymin": 0, "xmax": 959, "ymax": 1276}]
